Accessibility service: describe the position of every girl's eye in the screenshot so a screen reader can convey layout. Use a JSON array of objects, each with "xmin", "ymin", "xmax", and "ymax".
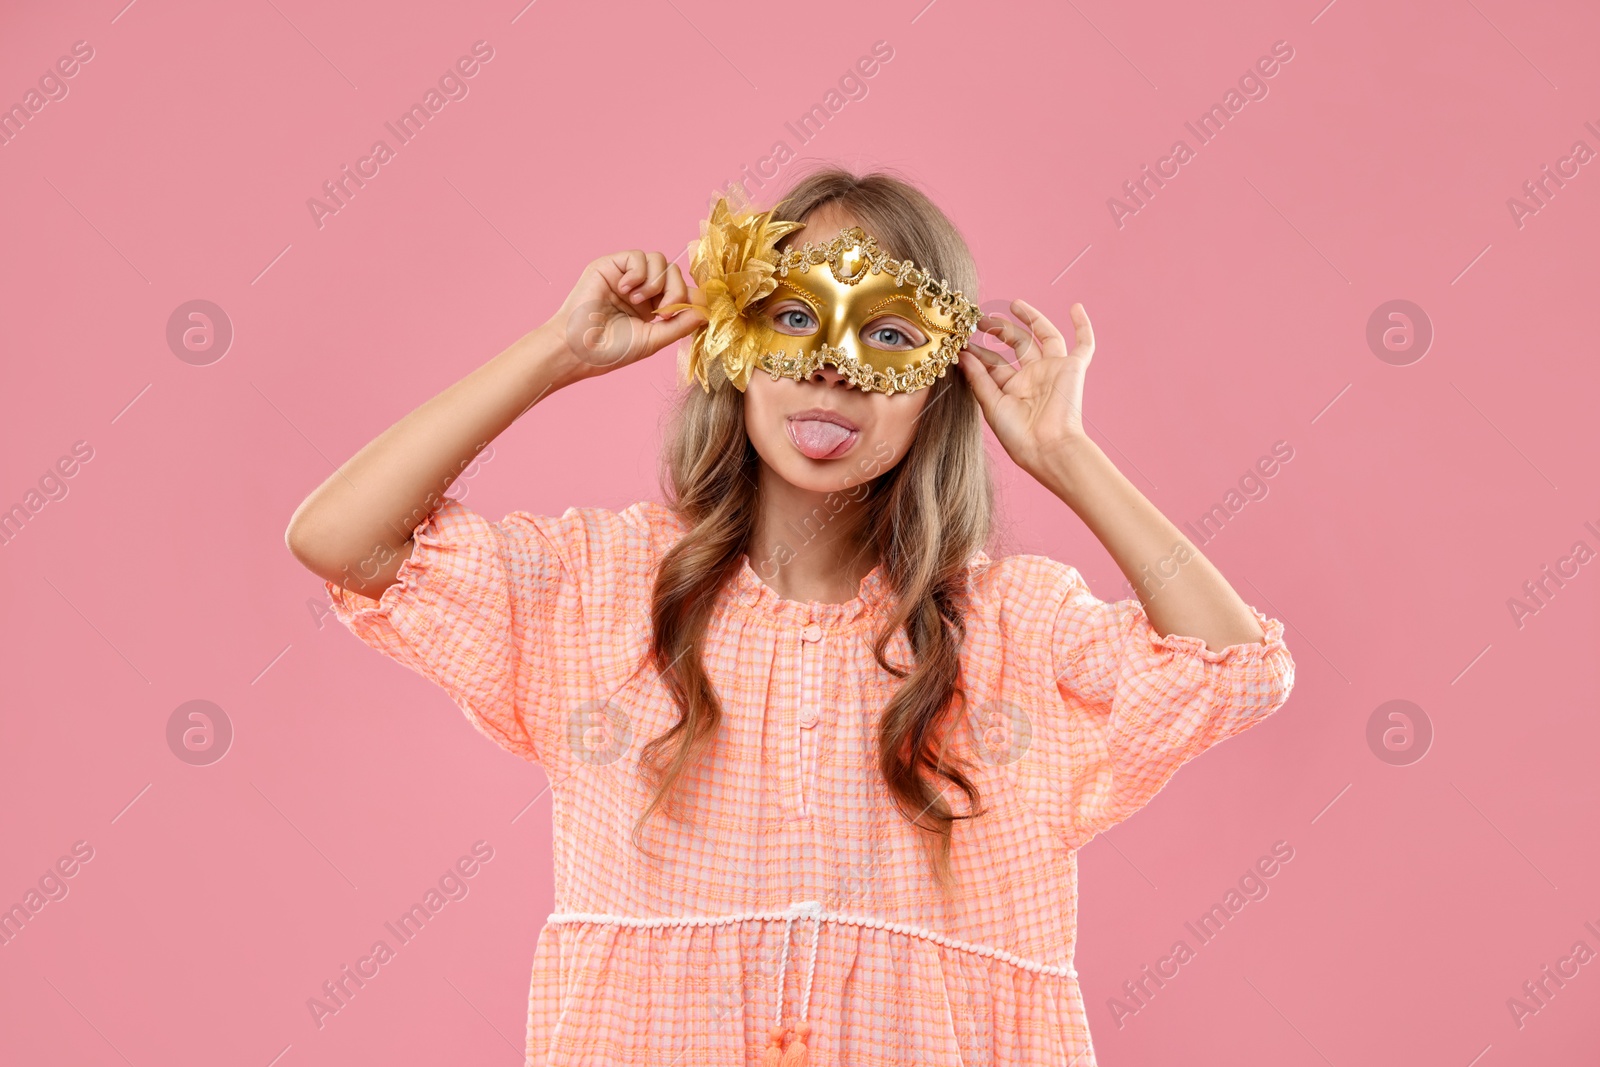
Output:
[
  {"xmin": 771, "ymin": 305, "xmax": 817, "ymax": 333},
  {"xmin": 864, "ymin": 318, "xmax": 925, "ymax": 350}
]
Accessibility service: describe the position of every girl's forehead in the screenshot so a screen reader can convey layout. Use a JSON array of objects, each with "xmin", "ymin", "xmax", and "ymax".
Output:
[
  {"xmin": 793, "ymin": 203, "xmax": 865, "ymax": 243},
  {"xmin": 803, "ymin": 201, "xmax": 861, "ymax": 226}
]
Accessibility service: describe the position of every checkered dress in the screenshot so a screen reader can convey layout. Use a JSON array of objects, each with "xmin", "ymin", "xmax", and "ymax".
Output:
[{"xmin": 326, "ymin": 496, "xmax": 1295, "ymax": 1065}]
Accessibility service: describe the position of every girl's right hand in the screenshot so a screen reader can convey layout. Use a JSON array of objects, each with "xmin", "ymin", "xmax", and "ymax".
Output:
[{"xmin": 543, "ymin": 249, "xmax": 707, "ymax": 386}]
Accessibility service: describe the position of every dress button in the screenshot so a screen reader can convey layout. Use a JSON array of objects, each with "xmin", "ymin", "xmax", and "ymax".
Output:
[{"xmin": 801, "ymin": 624, "xmax": 823, "ymax": 642}]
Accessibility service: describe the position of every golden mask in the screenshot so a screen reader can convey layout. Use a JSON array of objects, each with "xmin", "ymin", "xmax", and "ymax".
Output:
[{"xmin": 659, "ymin": 196, "xmax": 980, "ymax": 395}]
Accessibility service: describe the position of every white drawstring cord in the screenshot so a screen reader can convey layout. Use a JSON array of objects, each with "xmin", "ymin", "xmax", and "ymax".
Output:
[
  {"xmin": 759, "ymin": 901, "xmax": 825, "ymax": 1065},
  {"xmin": 798, "ymin": 903, "xmax": 821, "ymax": 1022},
  {"xmin": 772, "ymin": 913, "xmax": 794, "ymax": 1031},
  {"xmin": 772, "ymin": 901, "xmax": 822, "ymax": 1029}
]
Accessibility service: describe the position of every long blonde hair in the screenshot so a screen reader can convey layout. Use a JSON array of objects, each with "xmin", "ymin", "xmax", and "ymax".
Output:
[{"xmin": 637, "ymin": 164, "xmax": 995, "ymax": 893}]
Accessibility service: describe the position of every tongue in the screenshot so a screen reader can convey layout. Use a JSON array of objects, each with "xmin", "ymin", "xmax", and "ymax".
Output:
[{"xmin": 791, "ymin": 419, "xmax": 854, "ymax": 459}]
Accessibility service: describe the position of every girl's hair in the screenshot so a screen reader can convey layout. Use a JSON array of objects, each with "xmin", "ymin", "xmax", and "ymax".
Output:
[{"xmin": 637, "ymin": 163, "xmax": 995, "ymax": 895}]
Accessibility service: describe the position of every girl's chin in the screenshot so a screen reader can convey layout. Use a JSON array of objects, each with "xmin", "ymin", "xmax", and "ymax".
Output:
[{"xmin": 772, "ymin": 464, "xmax": 859, "ymax": 495}]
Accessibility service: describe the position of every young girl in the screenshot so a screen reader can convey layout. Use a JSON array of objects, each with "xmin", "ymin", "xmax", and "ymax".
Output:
[{"xmin": 286, "ymin": 166, "xmax": 1294, "ymax": 1066}]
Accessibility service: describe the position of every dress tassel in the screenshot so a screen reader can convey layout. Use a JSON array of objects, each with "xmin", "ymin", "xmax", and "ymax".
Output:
[
  {"xmin": 779, "ymin": 1021, "xmax": 811, "ymax": 1066},
  {"xmin": 759, "ymin": 1025, "xmax": 789, "ymax": 1067}
]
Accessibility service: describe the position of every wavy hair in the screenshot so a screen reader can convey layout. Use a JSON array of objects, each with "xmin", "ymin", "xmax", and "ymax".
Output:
[{"xmin": 635, "ymin": 163, "xmax": 996, "ymax": 894}]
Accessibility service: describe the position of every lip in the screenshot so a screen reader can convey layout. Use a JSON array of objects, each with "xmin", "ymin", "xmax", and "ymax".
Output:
[
  {"xmin": 787, "ymin": 407, "xmax": 861, "ymax": 432},
  {"xmin": 786, "ymin": 407, "xmax": 860, "ymax": 460}
]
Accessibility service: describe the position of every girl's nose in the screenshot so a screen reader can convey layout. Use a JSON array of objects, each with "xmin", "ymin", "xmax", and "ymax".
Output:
[{"xmin": 806, "ymin": 362, "xmax": 850, "ymax": 387}]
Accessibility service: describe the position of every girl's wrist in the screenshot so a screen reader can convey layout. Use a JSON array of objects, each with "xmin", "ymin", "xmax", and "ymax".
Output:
[
  {"xmin": 1027, "ymin": 433, "xmax": 1107, "ymax": 508},
  {"xmin": 505, "ymin": 323, "xmax": 584, "ymax": 398}
]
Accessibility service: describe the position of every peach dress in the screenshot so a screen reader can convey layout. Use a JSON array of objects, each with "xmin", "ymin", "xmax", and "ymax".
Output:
[{"xmin": 326, "ymin": 496, "xmax": 1295, "ymax": 1066}]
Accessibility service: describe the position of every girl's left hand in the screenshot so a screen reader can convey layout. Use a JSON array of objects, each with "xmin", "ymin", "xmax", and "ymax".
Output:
[{"xmin": 958, "ymin": 299, "xmax": 1096, "ymax": 476}]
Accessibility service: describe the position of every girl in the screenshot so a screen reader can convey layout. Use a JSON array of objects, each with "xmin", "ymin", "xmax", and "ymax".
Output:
[{"xmin": 286, "ymin": 166, "xmax": 1294, "ymax": 1066}]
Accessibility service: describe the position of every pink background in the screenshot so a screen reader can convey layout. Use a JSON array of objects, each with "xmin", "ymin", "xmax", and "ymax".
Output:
[{"xmin": 3, "ymin": 0, "xmax": 1597, "ymax": 1062}]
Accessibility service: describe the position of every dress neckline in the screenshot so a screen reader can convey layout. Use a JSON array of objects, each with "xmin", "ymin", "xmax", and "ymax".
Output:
[{"xmin": 731, "ymin": 552, "xmax": 892, "ymax": 626}]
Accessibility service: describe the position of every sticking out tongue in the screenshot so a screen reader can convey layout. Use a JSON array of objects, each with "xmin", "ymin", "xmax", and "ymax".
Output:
[{"xmin": 789, "ymin": 418, "xmax": 856, "ymax": 459}]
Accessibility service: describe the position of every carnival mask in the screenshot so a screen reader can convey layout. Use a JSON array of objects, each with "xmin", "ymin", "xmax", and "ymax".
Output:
[{"xmin": 657, "ymin": 196, "xmax": 980, "ymax": 395}]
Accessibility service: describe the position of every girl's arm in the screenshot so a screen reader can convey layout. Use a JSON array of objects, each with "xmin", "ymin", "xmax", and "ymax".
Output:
[
  {"xmin": 285, "ymin": 327, "xmax": 568, "ymax": 599},
  {"xmin": 284, "ymin": 249, "xmax": 705, "ymax": 599},
  {"xmin": 958, "ymin": 299, "xmax": 1264, "ymax": 653},
  {"xmin": 1031, "ymin": 436, "xmax": 1265, "ymax": 651}
]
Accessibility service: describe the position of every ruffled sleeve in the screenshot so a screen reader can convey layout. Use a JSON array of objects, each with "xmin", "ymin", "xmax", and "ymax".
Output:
[
  {"xmin": 1019, "ymin": 558, "xmax": 1296, "ymax": 852},
  {"xmin": 324, "ymin": 496, "xmax": 628, "ymax": 768}
]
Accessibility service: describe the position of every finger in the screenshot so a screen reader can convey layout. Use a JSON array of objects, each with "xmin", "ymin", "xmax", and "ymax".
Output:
[
  {"xmin": 615, "ymin": 250, "xmax": 648, "ymax": 294},
  {"xmin": 1010, "ymin": 299, "xmax": 1069, "ymax": 358},
  {"xmin": 651, "ymin": 271, "xmax": 709, "ymax": 322},
  {"xmin": 962, "ymin": 340, "xmax": 1018, "ymax": 390},
  {"xmin": 968, "ymin": 315, "xmax": 1004, "ymax": 355},
  {"xmin": 968, "ymin": 313, "xmax": 1013, "ymax": 356},
  {"xmin": 643, "ymin": 306, "xmax": 707, "ymax": 351},
  {"xmin": 977, "ymin": 313, "xmax": 1038, "ymax": 363},
  {"xmin": 597, "ymin": 250, "xmax": 640, "ymax": 298},
  {"xmin": 630, "ymin": 251, "xmax": 671, "ymax": 305},
  {"xmin": 964, "ymin": 335, "xmax": 1011, "ymax": 368},
  {"xmin": 655, "ymin": 263, "xmax": 691, "ymax": 315},
  {"xmin": 1066, "ymin": 302, "xmax": 1095, "ymax": 360},
  {"xmin": 958, "ymin": 348, "xmax": 1004, "ymax": 416}
]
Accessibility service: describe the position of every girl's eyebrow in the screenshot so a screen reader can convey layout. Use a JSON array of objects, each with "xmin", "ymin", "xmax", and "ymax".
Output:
[
  {"xmin": 770, "ymin": 279, "xmax": 824, "ymax": 313},
  {"xmin": 865, "ymin": 296, "xmax": 924, "ymax": 319},
  {"xmin": 863, "ymin": 293, "xmax": 947, "ymax": 336}
]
